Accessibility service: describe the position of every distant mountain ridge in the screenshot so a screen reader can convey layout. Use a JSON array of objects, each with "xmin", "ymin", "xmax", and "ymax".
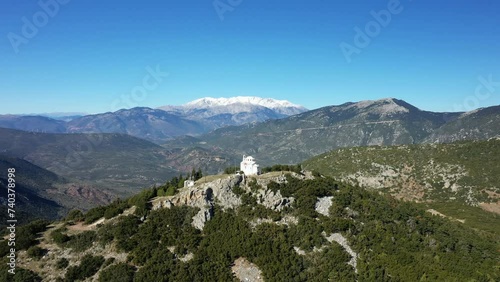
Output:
[
  {"xmin": 164, "ymin": 98, "xmax": 498, "ymax": 167},
  {"xmin": 158, "ymin": 96, "xmax": 308, "ymax": 129},
  {"xmin": 1, "ymin": 97, "xmax": 498, "ymax": 172},
  {"xmin": 424, "ymin": 105, "xmax": 500, "ymax": 143},
  {"xmin": 183, "ymin": 96, "xmax": 306, "ymax": 114},
  {"xmin": 0, "ymin": 115, "xmax": 67, "ymax": 133},
  {"xmin": 0, "ymin": 96, "xmax": 307, "ymax": 143},
  {"xmin": 65, "ymin": 107, "xmax": 207, "ymax": 143}
]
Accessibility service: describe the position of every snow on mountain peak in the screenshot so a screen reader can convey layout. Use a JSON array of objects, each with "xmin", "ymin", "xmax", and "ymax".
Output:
[
  {"xmin": 184, "ymin": 96, "xmax": 306, "ymax": 110},
  {"xmin": 157, "ymin": 96, "xmax": 308, "ymax": 126}
]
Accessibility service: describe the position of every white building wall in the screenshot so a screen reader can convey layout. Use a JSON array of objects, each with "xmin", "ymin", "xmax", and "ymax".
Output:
[{"xmin": 240, "ymin": 155, "xmax": 260, "ymax": 175}]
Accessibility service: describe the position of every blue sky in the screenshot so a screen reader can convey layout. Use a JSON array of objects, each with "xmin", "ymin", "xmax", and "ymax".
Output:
[{"xmin": 1, "ymin": 0, "xmax": 499, "ymax": 114}]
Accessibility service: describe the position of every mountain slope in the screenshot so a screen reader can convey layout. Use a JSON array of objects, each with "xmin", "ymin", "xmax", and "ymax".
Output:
[
  {"xmin": 67, "ymin": 107, "xmax": 207, "ymax": 143},
  {"xmin": 303, "ymin": 139, "xmax": 500, "ymax": 206},
  {"xmin": 3, "ymin": 172, "xmax": 498, "ymax": 281},
  {"xmin": 165, "ymin": 98, "xmax": 466, "ymax": 166},
  {"xmin": 0, "ymin": 156, "xmax": 64, "ymax": 227},
  {"xmin": 0, "ymin": 128, "xmax": 232, "ymax": 197},
  {"xmin": 0, "ymin": 155, "xmax": 116, "ymax": 228},
  {"xmin": 0, "ymin": 115, "xmax": 66, "ymax": 133},
  {"xmin": 0, "ymin": 128, "xmax": 178, "ymax": 196},
  {"xmin": 424, "ymin": 105, "xmax": 500, "ymax": 143}
]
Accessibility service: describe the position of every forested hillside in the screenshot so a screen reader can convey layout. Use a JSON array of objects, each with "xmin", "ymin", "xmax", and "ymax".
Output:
[
  {"xmin": 303, "ymin": 139, "xmax": 500, "ymax": 206},
  {"xmin": 1, "ymin": 172, "xmax": 498, "ymax": 281},
  {"xmin": 303, "ymin": 139, "xmax": 500, "ymax": 242}
]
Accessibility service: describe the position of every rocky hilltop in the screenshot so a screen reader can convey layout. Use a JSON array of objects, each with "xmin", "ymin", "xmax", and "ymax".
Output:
[
  {"xmin": 3, "ymin": 170, "xmax": 498, "ymax": 281},
  {"xmin": 153, "ymin": 175, "xmax": 243, "ymax": 230},
  {"xmin": 152, "ymin": 172, "xmax": 299, "ymax": 230}
]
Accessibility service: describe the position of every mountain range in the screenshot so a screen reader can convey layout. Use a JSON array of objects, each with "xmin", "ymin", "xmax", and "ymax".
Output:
[
  {"xmin": 158, "ymin": 96, "xmax": 307, "ymax": 128},
  {"xmin": 0, "ymin": 97, "xmax": 307, "ymax": 143},
  {"xmin": 1, "ymin": 97, "xmax": 499, "ymax": 214},
  {"xmin": 1, "ymin": 97, "xmax": 499, "ymax": 281},
  {"xmin": 164, "ymin": 98, "xmax": 498, "ymax": 166}
]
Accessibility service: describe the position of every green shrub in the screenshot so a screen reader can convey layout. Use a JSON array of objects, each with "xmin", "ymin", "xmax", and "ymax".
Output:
[
  {"xmin": 102, "ymin": 257, "xmax": 115, "ymax": 269},
  {"xmin": 26, "ymin": 246, "xmax": 46, "ymax": 260},
  {"xmin": 0, "ymin": 240, "xmax": 9, "ymax": 257},
  {"xmin": 66, "ymin": 209, "xmax": 84, "ymax": 222},
  {"xmin": 261, "ymin": 164, "xmax": 302, "ymax": 174},
  {"xmin": 65, "ymin": 254, "xmax": 104, "ymax": 281},
  {"xmin": 127, "ymin": 188, "xmax": 156, "ymax": 217},
  {"xmin": 84, "ymin": 206, "xmax": 107, "ymax": 224},
  {"xmin": 104, "ymin": 199, "xmax": 129, "ymax": 219},
  {"xmin": 231, "ymin": 184, "xmax": 246, "ymax": 196},
  {"xmin": 15, "ymin": 220, "xmax": 50, "ymax": 250},
  {"xmin": 98, "ymin": 262, "xmax": 135, "ymax": 282},
  {"xmin": 51, "ymin": 228, "xmax": 70, "ymax": 245},
  {"xmin": 165, "ymin": 185, "xmax": 177, "ymax": 196},
  {"xmin": 56, "ymin": 258, "xmax": 69, "ymax": 269},
  {"xmin": 66, "ymin": 231, "xmax": 96, "ymax": 252},
  {"xmin": 0, "ymin": 266, "xmax": 42, "ymax": 282},
  {"xmin": 224, "ymin": 166, "xmax": 240, "ymax": 174},
  {"xmin": 97, "ymin": 215, "xmax": 140, "ymax": 251}
]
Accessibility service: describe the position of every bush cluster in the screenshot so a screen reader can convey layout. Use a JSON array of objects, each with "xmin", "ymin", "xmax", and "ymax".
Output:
[{"xmin": 65, "ymin": 254, "xmax": 105, "ymax": 281}]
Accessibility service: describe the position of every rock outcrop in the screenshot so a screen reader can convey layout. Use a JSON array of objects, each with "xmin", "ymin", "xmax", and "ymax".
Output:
[
  {"xmin": 256, "ymin": 189, "xmax": 294, "ymax": 212},
  {"xmin": 231, "ymin": 257, "xmax": 264, "ymax": 282},
  {"xmin": 315, "ymin": 196, "xmax": 334, "ymax": 216},
  {"xmin": 153, "ymin": 175, "xmax": 243, "ymax": 229},
  {"xmin": 324, "ymin": 232, "xmax": 358, "ymax": 273}
]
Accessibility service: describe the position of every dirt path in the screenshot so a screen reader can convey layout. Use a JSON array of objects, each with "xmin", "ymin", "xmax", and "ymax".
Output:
[{"xmin": 427, "ymin": 209, "xmax": 465, "ymax": 223}]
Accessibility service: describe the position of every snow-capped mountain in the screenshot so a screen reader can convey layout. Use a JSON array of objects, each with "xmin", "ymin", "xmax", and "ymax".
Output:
[
  {"xmin": 183, "ymin": 96, "xmax": 307, "ymax": 115},
  {"xmin": 158, "ymin": 96, "xmax": 308, "ymax": 128}
]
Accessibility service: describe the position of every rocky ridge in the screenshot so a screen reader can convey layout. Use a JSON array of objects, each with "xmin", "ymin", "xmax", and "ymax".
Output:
[
  {"xmin": 152, "ymin": 173, "xmax": 298, "ymax": 230},
  {"xmin": 153, "ymin": 175, "xmax": 240, "ymax": 229}
]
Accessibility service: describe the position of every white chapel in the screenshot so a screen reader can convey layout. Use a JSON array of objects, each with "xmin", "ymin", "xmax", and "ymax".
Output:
[{"xmin": 240, "ymin": 155, "xmax": 260, "ymax": 175}]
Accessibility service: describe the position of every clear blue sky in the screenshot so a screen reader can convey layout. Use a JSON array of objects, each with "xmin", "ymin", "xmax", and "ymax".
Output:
[{"xmin": 1, "ymin": 0, "xmax": 499, "ymax": 114}]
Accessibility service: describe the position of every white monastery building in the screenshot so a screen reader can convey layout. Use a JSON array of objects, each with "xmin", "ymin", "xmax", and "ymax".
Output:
[{"xmin": 240, "ymin": 155, "xmax": 260, "ymax": 175}]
